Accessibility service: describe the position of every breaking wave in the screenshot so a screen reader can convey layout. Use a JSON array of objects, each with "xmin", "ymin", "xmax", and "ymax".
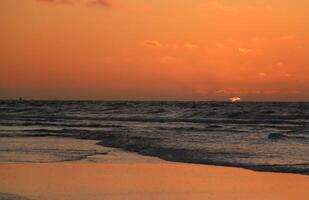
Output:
[{"xmin": 1, "ymin": 100, "xmax": 309, "ymax": 174}]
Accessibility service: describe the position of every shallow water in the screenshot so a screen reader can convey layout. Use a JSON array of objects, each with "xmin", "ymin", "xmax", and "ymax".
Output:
[
  {"xmin": 0, "ymin": 137, "xmax": 110, "ymax": 163},
  {"xmin": 0, "ymin": 100, "xmax": 309, "ymax": 174}
]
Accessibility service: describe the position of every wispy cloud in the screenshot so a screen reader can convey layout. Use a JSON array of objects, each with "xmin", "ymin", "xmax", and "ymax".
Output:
[
  {"xmin": 183, "ymin": 43, "xmax": 198, "ymax": 50},
  {"xmin": 238, "ymin": 48, "xmax": 252, "ymax": 54},
  {"xmin": 207, "ymin": 1, "xmax": 241, "ymax": 13},
  {"xmin": 257, "ymin": 72, "xmax": 297, "ymax": 80},
  {"xmin": 143, "ymin": 40, "xmax": 162, "ymax": 48},
  {"xmin": 199, "ymin": 1, "xmax": 272, "ymax": 14},
  {"xmin": 215, "ymin": 89, "xmax": 280, "ymax": 95},
  {"xmin": 280, "ymin": 35, "xmax": 295, "ymax": 40},
  {"xmin": 238, "ymin": 47, "xmax": 260, "ymax": 54},
  {"xmin": 37, "ymin": 0, "xmax": 73, "ymax": 4},
  {"xmin": 37, "ymin": 0, "xmax": 112, "ymax": 7},
  {"xmin": 158, "ymin": 56, "xmax": 184, "ymax": 65},
  {"xmin": 87, "ymin": 0, "xmax": 111, "ymax": 7}
]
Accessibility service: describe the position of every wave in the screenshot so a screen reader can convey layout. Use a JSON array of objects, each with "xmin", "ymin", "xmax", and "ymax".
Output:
[
  {"xmin": 1, "ymin": 128, "xmax": 308, "ymax": 175},
  {"xmin": 1, "ymin": 100, "xmax": 309, "ymax": 175},
  {"xmin": 2, "ymin": 115, "xmax": 309, "ymax": 127}
]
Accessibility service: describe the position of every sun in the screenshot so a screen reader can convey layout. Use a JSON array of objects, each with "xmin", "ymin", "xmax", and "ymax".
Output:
[{"xmin": 229, "ymin": 97, "xmax": 241, "ymax": 102}]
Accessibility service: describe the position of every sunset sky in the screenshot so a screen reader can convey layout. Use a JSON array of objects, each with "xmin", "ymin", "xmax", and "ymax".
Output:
[{"xmin": 1, "ymin": 0, "xmax": 308, "ymax": 101}]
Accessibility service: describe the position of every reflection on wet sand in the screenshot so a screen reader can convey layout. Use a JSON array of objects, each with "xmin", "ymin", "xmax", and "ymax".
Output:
[
  {"xmin": 0, "ymin": 193, "xmax": 30, "ymax": 200},
  {"xmin": 1, "ymin": 156, "xmax": 309, "ymax": 200}
]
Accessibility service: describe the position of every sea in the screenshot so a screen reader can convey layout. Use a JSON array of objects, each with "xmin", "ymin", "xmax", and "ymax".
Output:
[{"xmin": 0, "ymin": 100, "xmax": 308, "ymax": 174}]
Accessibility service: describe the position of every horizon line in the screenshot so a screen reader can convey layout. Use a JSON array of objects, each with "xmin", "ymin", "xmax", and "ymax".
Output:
[{"xmin": 1, "ymin": 98, "xmax": 309, "ymax": 103}]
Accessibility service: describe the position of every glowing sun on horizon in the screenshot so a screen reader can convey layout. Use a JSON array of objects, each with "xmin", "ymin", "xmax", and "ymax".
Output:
[{"xmin": 229, "ymin": 97, "xmax": 241, "ymax": 102}]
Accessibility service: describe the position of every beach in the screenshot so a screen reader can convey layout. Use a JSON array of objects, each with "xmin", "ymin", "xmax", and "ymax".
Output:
[
  {"xmin": 1, "ymin": 100, "xmax": 309, "ymax": 200},
  {"xmin": 0, "ymin": 139, "xmax": 309, "ymax": 200},
  {"xmin": 2, "ymin": 0, "xmax": 309, "ymax": 198}
]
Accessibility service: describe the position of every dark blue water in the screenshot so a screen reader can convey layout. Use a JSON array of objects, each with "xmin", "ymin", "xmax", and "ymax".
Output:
[{"xmin": 1, "ymin": 100, "xmax": 309, "ymax": 174}]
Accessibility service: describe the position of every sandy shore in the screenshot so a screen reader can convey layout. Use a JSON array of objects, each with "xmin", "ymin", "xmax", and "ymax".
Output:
[{"xmin": 1, "ymin": 146, "xmax": 309, "ymax": 200}]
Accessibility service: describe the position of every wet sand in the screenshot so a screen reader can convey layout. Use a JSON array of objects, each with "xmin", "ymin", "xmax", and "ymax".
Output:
[{"xmin": 0, "ymin": 148, "xmax": 309, "ymax": 200}]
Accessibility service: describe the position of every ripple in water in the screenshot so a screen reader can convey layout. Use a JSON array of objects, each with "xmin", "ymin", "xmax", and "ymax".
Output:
[{"xmin": 0, "ymin": 100, "xmax": 309, "ymax": 174}]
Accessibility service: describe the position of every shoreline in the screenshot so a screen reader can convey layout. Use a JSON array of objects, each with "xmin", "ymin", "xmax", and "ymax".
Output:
[
  {"xmin": 84, "ymin": 135, "xmax": 309, "ymax": 175},
  {"xmin": 1, "ymin": 162, "xmax": 309, "ymax": 200},
  {"xmin": 0, "ymin": 135, "xmax": 308, "ymax": 175},
  {"xmin": 1, "ymin": 138, "xmax": 309, "ymax": 200}
]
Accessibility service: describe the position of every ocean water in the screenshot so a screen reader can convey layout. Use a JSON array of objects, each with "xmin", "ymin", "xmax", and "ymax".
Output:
[{"xmin": 0, "ymin": 100, "xmax": 309, "ymax": 174}]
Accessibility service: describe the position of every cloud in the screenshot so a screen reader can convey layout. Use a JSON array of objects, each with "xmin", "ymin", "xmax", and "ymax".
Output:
[
  {"xmin": 183, "ymin": 43, "xmax": 198, "ymax": 50},
  {"xmin": 87, "ymin": 0, "xmax": 111, "ymax": 7},
  {"xmin": 216, "ymin": 43, "xmax": 224, "ymax": 48},
  {"xmin": 263, "ymin": 90, "xmax": 279, "ymax": 94},
  {"xmin": 215, "ymin": 89, "xmax": 281, "ymax": 95},
  {"xmin": 280, "ymin": 35, "xmax": 295, "ymax": 40},
  {"xmin": 199, "ymin": 1, "xmax": 251, "ymax": 13},
  {"xmin": 280, "ymin": 73, "xmax": 297, "ymax": 79},
  {"xmin": 159, "ymin": 56, "xmax": 177, "ymax": 62},
  {"xmin": 257, "ymin": 72, "xmax": 297, "ymax": 80},
  {"xmin": 199, "ymin": 1, "xmax": 272, "ymax": 14},
  {"xmin": 215, "ymin": 90, "xmax": 241, "ymax": 95},
  {"xmin": 195, "ymin": 89, "xmax": 209, "ymax": 96},
  {"xmin": 238, "ymin": 48, "xmax": 252, "ymax": 54},
  {"xmin": 37, "ymin": 0, "xmax": 73, "ymax": 4},
  {"xmin": 207, "ymin": 1, "xmax": 241, "ymax": 13},
  {"xmin": 143, "ymin": 41, "xmax": 201, "ymax": 51},
  {"xmin": 158, "ymin": 56, "xmax": 185, "ymax": 65},
  {"xmin": 238, "ymin": 47, "xmax": 260, "ymax": 54},
  {"xmin": 37, "ymin": 0, "xmax": 112, "ymax": 7},
  {"xmin": 275, "ymin": 62, "xmax": 284, "ymax": 67},
  {"xmin": 143, "ymin": 40, "xmax": 162, "ymax": 48},
  {"xmin": 258, "ymin": 72, "xmax": 267, "ymax": 77}
]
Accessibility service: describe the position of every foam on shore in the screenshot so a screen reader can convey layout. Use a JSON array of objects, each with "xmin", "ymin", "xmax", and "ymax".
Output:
[{"xmin": 0, "ymin": 137, "xmax": 309, "ymax": 200}]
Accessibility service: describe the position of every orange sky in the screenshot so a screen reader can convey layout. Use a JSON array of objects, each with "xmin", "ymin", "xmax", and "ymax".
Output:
[{"xmin": 1, "ymin": 0, "xmax": 309, "ymax": 101}]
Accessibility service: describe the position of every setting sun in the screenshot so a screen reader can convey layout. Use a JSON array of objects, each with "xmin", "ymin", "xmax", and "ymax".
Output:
[
  {"xmin": 1, "ymin": 0, "xmax": 309, "ymax": 101},
  {"xmin": 1, "ymin": 2, "xmax": 309, "ymax": 199}
]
